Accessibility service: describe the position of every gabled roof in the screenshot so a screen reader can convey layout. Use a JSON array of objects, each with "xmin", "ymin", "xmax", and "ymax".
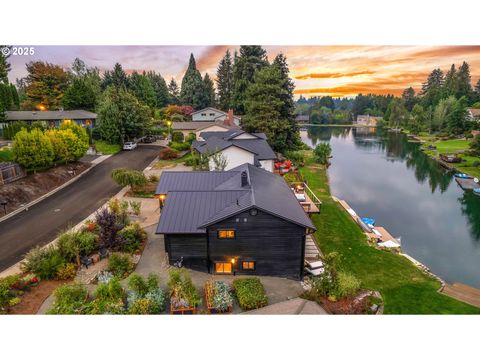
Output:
[
  {"xmin": 5, "ymin": 110, "xmax": 97, "ymax": 121},
  {"xmin": 468, "ymin": 108, "xmax": 480, "ymax": 117},
  {"xmin": 156, "ymin": 163, "xmax": 315, "ymax": 234},
  {"xmin": 192, "ymin": 131, "xmax": 275, "ymax": 160},
  {"xmin": 191, "ymin": 107, "xmax": 242, "ymax": 120},
  {"xmin": 171, "ymin": 121, "xmax": 216, "ymax": 130}
]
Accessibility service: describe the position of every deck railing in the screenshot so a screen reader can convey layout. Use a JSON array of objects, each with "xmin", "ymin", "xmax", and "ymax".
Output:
[{"xmin": 290, "ymin": 181, "xmax": 322, "ymax": 213}]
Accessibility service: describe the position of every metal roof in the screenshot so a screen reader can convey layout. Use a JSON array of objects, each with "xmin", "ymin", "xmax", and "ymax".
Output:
[
  {"xmin": 156, "ymin": 163, "xmax": 315, "ymax": 234},
  {"xmin": 192, "ymin": 131, "xmax": 276, "ymax": 160},
  {"xmin": 5, "ymin": 110, "xmax": 97, "ymax": 121}
]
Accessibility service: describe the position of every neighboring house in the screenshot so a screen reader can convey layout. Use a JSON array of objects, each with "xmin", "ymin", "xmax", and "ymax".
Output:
[
  {"xmin": 2, "ymin": 110, "xmax": 97, "ymax": 129},
  {"xmin": 155, "ymin": 163, "xmax": 316, "ymax": 279},
  {"xmin": 172, "ymin": 110, "xmax": 239, "ymax": 139},
  {"xmin": 295, "ymin": 114, "xmax": 310, "ymax": 124},
  {"xmin": 191, "ymin": 107, "xmax": 241, "ymax": 126},
  {"xmin": 192, "ymin": 130, "xmax": 276, "ymax": 172},
  {"xmin": 467, "ymin": 108, "xmax": 480, "ymax": 122},
  {"xmin": 356, "ymin": 115, "xmax": 381, "ymax": 126}
]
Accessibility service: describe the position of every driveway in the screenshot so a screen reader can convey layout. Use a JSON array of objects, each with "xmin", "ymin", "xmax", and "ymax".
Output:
[{"xmin": 0, "ymin": 146, "xmax": 159, "ymax": 272}]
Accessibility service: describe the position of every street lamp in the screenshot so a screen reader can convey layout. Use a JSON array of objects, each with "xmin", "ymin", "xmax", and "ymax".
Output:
[{"xmin": 166, "ymin": 120, "xmax": 172, "ymax": 140}]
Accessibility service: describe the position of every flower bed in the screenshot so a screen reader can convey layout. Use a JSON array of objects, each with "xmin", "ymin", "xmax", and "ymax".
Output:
[
  {"xmin": 204, "ymin": 279, "xmax": 234, "ymax": 314},
  {"xmin": 0, "ymin": 274, "xmax": 40, "ymax": 313},
  {"xmin": 168, "ymin": 269, "xmax": 201, "ymax": 314},
  {"xmin": 232, "ymin": 277, "xmax": 268, "ymax": 311}
]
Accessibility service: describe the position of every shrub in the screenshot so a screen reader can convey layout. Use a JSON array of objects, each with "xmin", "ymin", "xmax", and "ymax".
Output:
[
  {"xmin": 184, "ymin": 156, "xmax": 198, "ymax": 167},
  {"xmin": 159, "ymin": 148, "xmax": 178, "ymax": 160},
  {"xmin": 118, "ymin": 222, "xmax": 147, "ymax": 253},
  {"xmin": 168, "ymin": 269, "xmax": 201, "ymax": 309},
  {"xmin": 22, "ymin": 246, "xmax": 65, "ymax": 280},
  {"xmin": 56, "ymin": 263, "xmax": 78, "ymax": 280},
  {"xmin": 94, "ymin": 277, "xmax": 124, "ymax": 302},
  {"xmin": 129, "ymin": 200, "xmax": 142, "ymax": 216},
  {"xmin": 148, "ymin": 174, "xmax": 159, "ymax": 183},
  {"xmin": 472, "ymin": 160, "xmax": 480, "ymax": 167},
  {"xmin": 127, "ymin": 273, "xmax": 165, "ymax": 314},
  {"xmin": 333, "ymin": 272, "xmax": 361, "ymax": 298},
  {"xmin": 313, "ymin": 143, "xmax": 332, "ymax": 165},
  {"xmin": 47, "ymin": 283, "xmax": 87, "ymax": 314},
  {"xmin": 12, "ymin": 128, "xmax": 54, "ymax": 171},
  {"xmin": 171, "ymin": 131, "xmax": 184, "ymax": 143},
  {"xmin": 169, "ymin": 141, "xmax": 191, "ymax": 151},
  {"xmin": 0, "ymin": 275, "xmax": 20, "ymax": 310},
  {"xmin": 232, "ymin": 277, "xmax": 268, "ymax": 311},
  {"xmin": 56, "ymin": 230, "xmax": 97, "ymax": 265},
  {"xmin": 107, "ymin": 254, "xmax": 134, "ymax": 278},
  {"xmin": 111, "ymin": 168, "xmax": 147, "ymax": 192},
  {"xmin": 95, "ymin": 208, "xmax": 121, "ymax": 249},
  {"xmin": 284, "ymin": 150, "xmax": 305, "ymax": 166}
]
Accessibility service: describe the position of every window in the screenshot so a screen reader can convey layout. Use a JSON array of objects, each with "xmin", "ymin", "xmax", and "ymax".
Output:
[
  {"xmin": 215, "ymin": 262, "xmax": 232, "ymax": 274},
  {"xmin": 242, "ymin": 261, "xmax": 255, "ymax": 270},
  {"xmin": 201, "ymin": 113, "xmax": 206, "ymax": 117},
  {"xmin": 209, "ymin": 113, "xmax": 215, "ymax": 116},
  {"xmin": 218, "ymin": 230, "xmax": 235, "ymax": 239}
]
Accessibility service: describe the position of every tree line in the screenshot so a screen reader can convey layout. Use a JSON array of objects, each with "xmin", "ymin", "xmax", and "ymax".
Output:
[{"xmin": 1, "ymin": 45, "xmax": 300, "ymax": 152}]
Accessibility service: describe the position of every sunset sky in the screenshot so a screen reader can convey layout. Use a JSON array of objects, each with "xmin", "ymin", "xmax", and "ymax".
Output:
[{"xmin": 7, "ymin": 45, "xmax": 480, "ymax": 98}]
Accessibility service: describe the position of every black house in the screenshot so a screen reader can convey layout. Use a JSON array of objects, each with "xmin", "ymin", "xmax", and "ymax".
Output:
[{"xmin": 155, "ymin": 163, "xmax": 316, "ymax": 279}]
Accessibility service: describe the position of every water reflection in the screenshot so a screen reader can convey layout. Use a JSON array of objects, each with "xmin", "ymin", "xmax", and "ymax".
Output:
[{"xmin": 301, "ymin": 126, "xmax": 480, "ymax": 286}]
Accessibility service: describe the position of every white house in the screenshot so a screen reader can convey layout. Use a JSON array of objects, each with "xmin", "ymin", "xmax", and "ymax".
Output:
[
  {"xmin": 356, "ymin": 114, "xmax": 382, "ymax": 126},
  {"xmin": 467, "ymin": 108, "xmax": 480, "ymax": 122},
  {"xmin": 172, "ymin": 109, "xmax": 240, "ymax": 139},
  {"xmin": 192, "ymin": 130, "xmax": 276, "ymax": 172},
  {"xmin": 191, "ymin": 108, "xmax": 241, "ymax": 126}
]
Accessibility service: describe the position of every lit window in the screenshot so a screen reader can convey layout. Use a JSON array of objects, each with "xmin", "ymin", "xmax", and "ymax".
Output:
[
  {"xmin": 242, "ymin": 261, "xmax": 255, "ymax": 270},
  {"xmin": 215, "ymin": 262, "xmax": 232, "ymax": 273},
  {"xmin": 218, "ymin": 230, "xmax": 235, "ymax": 239}
]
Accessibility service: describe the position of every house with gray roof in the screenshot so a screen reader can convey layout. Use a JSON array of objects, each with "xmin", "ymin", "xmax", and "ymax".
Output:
[
  {"xmin": 155, "ymin": 163, "xmax": 316, "ymax": 279},
  {"xmin": 192, "ymin": 130, "xmax": 276, "ymax": 172},
  {"xmin": 191, "ymin": 107, "xmax": 241, "ymax": 125},
  {"xmin": 3, "ymin": 110, "xmax": 97, "ymax": 128}
]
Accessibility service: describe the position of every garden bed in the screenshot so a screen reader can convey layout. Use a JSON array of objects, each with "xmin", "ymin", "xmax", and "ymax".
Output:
[
  {"xmin": 0, "ymin": 161, "xmax": 90, "ymax": 215},
  {"xmin": 204, "ymin": 279, "xmax": 234, "ymax": 314},
  {"xmin": 232, "ymin": 277, "xmax": 268, "ymax": 311}
]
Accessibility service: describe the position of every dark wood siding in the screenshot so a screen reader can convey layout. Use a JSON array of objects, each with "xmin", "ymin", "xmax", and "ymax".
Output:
[
  {"xmin": 165, "ymin": 234, "xmax": 208, "ymax": 271},
  {"xmin": 206, "ymin": 209, "xmax": 306, "ymax": 279}
]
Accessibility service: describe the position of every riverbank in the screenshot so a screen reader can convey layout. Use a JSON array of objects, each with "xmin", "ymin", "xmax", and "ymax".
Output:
[
  {"xmin": 401, "ymin": 129, "xmax": 480, "ymax": 178},
  {"xmin": 299, "ymin": 151, "xmax": 480, "ymax": 314},
  {"xmin": 303, "ymin": 124, "xmax": 376, "ymax": 127}
]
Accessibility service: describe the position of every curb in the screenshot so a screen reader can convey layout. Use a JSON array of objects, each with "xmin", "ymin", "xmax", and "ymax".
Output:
[{"xmin": 0, "ymin": 155, "xmax": 112, "ymax": 224}]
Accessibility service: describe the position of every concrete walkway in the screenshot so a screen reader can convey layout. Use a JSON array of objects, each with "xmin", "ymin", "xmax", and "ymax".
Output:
[{"xmin": 243, "ymin": 298, "xmax": 328, "ymax": 315}]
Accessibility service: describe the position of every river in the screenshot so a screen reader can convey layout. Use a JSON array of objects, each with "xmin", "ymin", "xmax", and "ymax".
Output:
[{"xmin": 301, "ymin": 126, "xmax": 480, "ymax": 287}]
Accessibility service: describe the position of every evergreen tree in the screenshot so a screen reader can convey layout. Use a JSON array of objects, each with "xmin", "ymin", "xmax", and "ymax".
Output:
[
  {"xmin": 203, "ymin": 73, "xmax": 216, "ymax": 107},
  {"xmin": 474, "ymin": 79, "xmax": 480, "ymax": 103},
  {"xmin": 96, "ymin": 86, "xmax": 151, "ymax": 144},
  {"xmin": 146, "ymin": 71, "xmax": 170, "ymax": 108},
  {"xmin": 168, "ymin": 78, "xmax": 180, "ymax": 104},
  {"xmin": 243, "ymin": 65, "xmax": 297, "ymax": 152},
  {"xmin": 443, "ymin": 64, "xmax": 458, "ymax": 98},
  {"xmin": 216, "ymin": 50, "xmax": 233, "ymax": 111},
  {"xmin": 402, "ymin": 87, "xmax": 417, "ymax": 112},
  {"xmin": 456, "ymin": 61, "xmax": 473, "ymax": 101},
  {"xmin": 231, "ymin": 46, "xmax": 269, "ymax": 114},
  {"xmin": 0, "ymin": 46, "xmax": 11, "ymax": 84},
  {"xmin": 387, "ymin": 98, "xmax": 407, "ymax": 128},
  {"xmin": 62, "ymin": 78, "xmax": 97, "ymax": 111},
  {"xmin": 180, "ymin": 54, "xmax": 208, "ymax": 109},
  {"xmin": 421, "ymin": 68, "xmax": 444, "ymax": 107},
  {"xmin": 447, "ymin": 96, "xmax": 468, "ymax": 135},
  {"xmin": 318, "ymin": 96, "xmax": 335, "ymax": 111},
  {"xmin": 128, "ymin": 71, "xmax": 156, "ymax": 108},
  {"xmin": 102, "ymin": 63, "xmax": 128, "ymax": 90}
]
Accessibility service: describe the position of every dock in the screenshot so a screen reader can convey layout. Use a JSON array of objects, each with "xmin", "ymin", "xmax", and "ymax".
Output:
[
  {"xmin": 455, "ymin": 177, "xmax": 480, "ymax": 191},
  {"xmin": 441, "ymin": 283, "xmax": 480, "ymax": 308},
  {"xmin": 336, "ymin": 198, "xmax": 400, "ymax": 248}
]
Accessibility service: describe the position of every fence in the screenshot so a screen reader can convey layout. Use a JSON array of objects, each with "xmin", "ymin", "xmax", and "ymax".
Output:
[{"xmin": 0, "ymin": 163, "xmax": 25, "ymax": 185}]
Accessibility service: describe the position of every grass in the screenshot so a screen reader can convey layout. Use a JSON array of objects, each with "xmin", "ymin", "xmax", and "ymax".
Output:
[
  {"xmin": 299, "ymin": 151, "xmax": 480, "ymax": 314},
  {"xmin": 94, "ymin": 141, "xmax": 121, "ymax": 155},
  {"xmin": 153, "ymin": 152, "xmax": 193, "ymax": 170},
  {"xmin": 0, "ymin": 148, "xmax": 13, "ymax": 162}
]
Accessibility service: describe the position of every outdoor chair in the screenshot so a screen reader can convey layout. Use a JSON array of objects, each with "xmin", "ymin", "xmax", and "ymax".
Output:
[{"xmin": 81, "ymin": 255, "xmax": 93, "ymax": 269}]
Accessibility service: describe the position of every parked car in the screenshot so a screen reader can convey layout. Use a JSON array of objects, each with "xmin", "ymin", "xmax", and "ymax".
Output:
[
  {"xmin": 123, "ymin": 142, "xmax": 137, "ymax": 150},
  {"xmin": 142, "ymin": 135, "xmax": 156, "ymax": 143}
]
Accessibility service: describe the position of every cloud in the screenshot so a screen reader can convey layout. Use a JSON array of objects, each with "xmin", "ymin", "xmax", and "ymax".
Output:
[{"xmin": 295, "ymin": 70, "xmax": 375, "ymax": 80}]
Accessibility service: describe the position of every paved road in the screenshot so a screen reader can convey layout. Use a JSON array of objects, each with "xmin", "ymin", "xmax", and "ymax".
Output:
[{"xmin": 0, "ymin": 145, "xmax": 159, "ymax": 272}]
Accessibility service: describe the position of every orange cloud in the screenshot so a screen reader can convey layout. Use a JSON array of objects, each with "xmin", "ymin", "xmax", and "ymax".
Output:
[
  {"xmin": 196, "ymin": 45, "xmax": 232, "ymax": 74},
  {"xmin": 295, "ymin": 70, "xmax": 375, "ymax": 80}
]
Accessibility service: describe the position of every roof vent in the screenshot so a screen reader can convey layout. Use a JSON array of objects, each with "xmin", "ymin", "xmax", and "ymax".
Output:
[{"xmin": 241, "ymin": 171, "xmax": 248, "ymax": 187}]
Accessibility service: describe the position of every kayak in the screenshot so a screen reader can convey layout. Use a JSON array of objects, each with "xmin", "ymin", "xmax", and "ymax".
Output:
[
  {"xmin": 361, "ymin": 217, "xmax": 375, "ymax": 226},
  {"xmin": 454, "ymin": 173, "xmax": 473, "ymax": 179}
]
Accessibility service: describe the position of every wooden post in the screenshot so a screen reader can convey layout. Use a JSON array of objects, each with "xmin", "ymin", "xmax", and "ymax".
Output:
[{"xmin": 0, "ymin": 169, "xmax": 3, "ymax": 185}]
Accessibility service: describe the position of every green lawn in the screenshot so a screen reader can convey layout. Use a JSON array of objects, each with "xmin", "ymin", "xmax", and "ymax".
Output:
[
  {"xmin": 434, "ymin": 139, "xmax": 471, "ymax": 153},
  {"xmin": 94, "ymin": 141, "xmax": 121, "ymax": 155},
  {"xmin": 299, "ymin": 152, "xmax": 480, "ymax": 314},
  {"xmin": 0, "ymin": 148, "xmax": 13, "ymax": 162}
]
